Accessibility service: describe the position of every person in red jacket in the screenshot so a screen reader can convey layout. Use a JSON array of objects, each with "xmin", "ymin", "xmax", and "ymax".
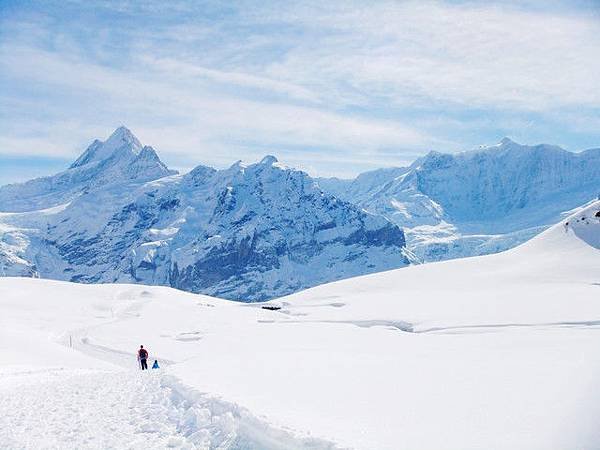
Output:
[{"xmin": 138, "ymin": 345, "xmax": 149, "ymax": 370}]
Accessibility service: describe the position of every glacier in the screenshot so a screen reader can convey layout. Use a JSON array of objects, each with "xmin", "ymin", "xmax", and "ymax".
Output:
[{"xmin": 318, "ymin": 137, "xmax": 600, "ymax": 262}]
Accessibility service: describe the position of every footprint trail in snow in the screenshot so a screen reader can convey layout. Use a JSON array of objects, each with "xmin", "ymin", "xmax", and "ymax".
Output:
[
  {"xmin": 1, "ymin": 370, "xmax": 196, "ymax": 449},
  {"xmin": 0, "ymin": 368, "xmax": 335, "ymax": 450}
]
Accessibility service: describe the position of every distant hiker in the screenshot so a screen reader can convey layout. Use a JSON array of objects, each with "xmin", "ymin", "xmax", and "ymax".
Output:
[
  {"xmin": 152, "ymin": 360, "xmax": 160, "ymax": 369},
  {"xmin": 138, "ymin": 345, "xmax": 148, "ymax": 370},
  {"xmin": 564, "ymin": 222, "xmax": 569, "ymax": 233}
]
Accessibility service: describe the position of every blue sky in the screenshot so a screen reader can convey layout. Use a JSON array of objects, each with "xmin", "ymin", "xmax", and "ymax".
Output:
[{"xmin": 1, "ymin": 0, "xmax": 599, "ymax": 184}]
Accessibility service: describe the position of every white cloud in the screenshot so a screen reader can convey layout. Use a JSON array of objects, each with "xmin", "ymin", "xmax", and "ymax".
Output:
[
  {"xmin": 0, "ymin": 0, "xmax": 598, "ymax": 180},
  {"xmin": 0, "ymin": 43, "xmax": 434, "ymax": 167},
  {"xmin": 138, "ymin": 56, "xmax": 320, "ymax": 103},
  {"xmin": 260, "ymin": 1, "xmax": 600, "ymax": 111}
]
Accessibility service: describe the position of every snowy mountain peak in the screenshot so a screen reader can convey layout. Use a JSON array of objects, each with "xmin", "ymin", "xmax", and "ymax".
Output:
[
  {"xmin": 71, "ymin": 126, "xmax": 143, "ymax": 169},
  {"xmin": 499, "ymin": 136, "xmax": 515, "ymax": 146},
  {"xmin": 1, "ymin": 127, "xmax": 175, "ymax": 212},
  {"xmin": 106, "ymin": 126, "xmax": 142, "ymax": 149},
  {"xmin": 319, "ymin": 138, "xmax": 600, "ymax": 263},
  {"xmin": 125, "ymin": 145, "xmax": 175, "ymax": 180},
  {"xmin": 137, "ymin": 145, "xmax": 160, "ymax": 161},
  {"xmin": 226, "ymin": 160, "xmax": 246, "ymax": 173},
  {"xmin": 472, "ymin": 137, "xmax": 520, "ymax": 153},
  {"xmin": 259, "ymin": 155, "xmax": 278, "ymax": 165},
  {"xmin": 67, "ymin": 128, "xmax": 173, "ymax": 181}
]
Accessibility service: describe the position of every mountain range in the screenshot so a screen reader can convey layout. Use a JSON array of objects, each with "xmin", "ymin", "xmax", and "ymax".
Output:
[
  {"xmin": 0, "ymin": 127, "xmax": 598, "ymax": 300},
  {"xmin": 318, "ymin": 137, "xmax": 600, "ymax": 261},
  {"xmin": 0, "ymin": 127, "xmax": 409, "ymax": 300}
]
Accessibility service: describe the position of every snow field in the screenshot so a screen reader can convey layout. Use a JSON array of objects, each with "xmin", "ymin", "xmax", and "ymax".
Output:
[{"xmin": 0, "ymin": 201, "xmax": 599, "ymax": 449}]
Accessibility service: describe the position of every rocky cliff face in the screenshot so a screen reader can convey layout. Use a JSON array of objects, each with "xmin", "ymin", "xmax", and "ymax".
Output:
[{"xmin": 0, "ymin": 128, "xmax": 409, "ymax": 300}]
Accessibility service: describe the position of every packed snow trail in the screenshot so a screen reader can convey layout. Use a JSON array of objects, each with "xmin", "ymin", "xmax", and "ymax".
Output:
[
  {"xmin": 0, "ymin": 367, "xmax": 338, "ymax": 450},
  {"xmin": 0, "ymin": 287, "xmax": 340, "ymax": 449},
  {"xmin": 0, "ymin": 369, "xmax": 195, "ymax": 449}
]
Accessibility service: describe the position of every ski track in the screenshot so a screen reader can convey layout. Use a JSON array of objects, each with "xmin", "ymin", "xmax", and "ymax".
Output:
[{"xmin": 416, "ymin": 319, "xmax": 600, "ymax": 334}]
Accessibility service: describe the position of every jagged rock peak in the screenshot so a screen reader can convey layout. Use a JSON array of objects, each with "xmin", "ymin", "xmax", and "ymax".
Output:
[
  {"xmin": 138, "ymin": 146, "xmax": 159, "ymax": 160},
  {"xmin": 226, "ymin": 160, "xmax": 245, "ymax": 172}
]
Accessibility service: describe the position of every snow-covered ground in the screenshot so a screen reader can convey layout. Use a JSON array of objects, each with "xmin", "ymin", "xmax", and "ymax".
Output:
[{"xmin": 1, "ymin": 201, "xmax": 599, "ymax": 449}]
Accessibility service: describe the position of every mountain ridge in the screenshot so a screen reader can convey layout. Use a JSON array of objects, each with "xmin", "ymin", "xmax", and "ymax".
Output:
[
  {"xmin": 316, "ymin": 138, "xmax": 600, "ymax": 262},
  {"xmin": 0, "ymin": 127, "xmax": 409, "ymax": 300},
  {"xmin": 1, "ymin": 128, "xmax": 598, "ymax": 298}
]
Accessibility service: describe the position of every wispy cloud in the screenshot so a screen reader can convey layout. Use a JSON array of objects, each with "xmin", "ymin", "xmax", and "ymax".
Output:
[
  {"xmin": 0, "ymin": 0, "xmax": 599, "ymax": 181},
  {"xmin": 0, "ymin": 41, "xmax": 433, "ymax": 173},
  {"xmin": 258, "ymin": 1, "xmax": 600, "ymax": 111}
]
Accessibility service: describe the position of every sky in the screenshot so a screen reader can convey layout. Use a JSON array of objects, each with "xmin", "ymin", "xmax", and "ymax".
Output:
[{"xmin": 1, "ymin": 0, "xmax": 599, "ymax": 184}]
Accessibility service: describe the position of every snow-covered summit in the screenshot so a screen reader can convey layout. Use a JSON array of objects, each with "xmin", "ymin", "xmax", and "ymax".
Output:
[
  {"xmin": 70, "ymin": 126, "xmax": 143, "ymax": 168},
  {"xmin": 0, "ymin": 131, "xmax": 409, "ymax": 300},
  {"xmin": 463, "ymin": 137, "xmax": 567, "ymax": 161},
  {"xmin": 259, "ymin": 154, "xmax": 278, "ymax": 165},
  {"xmin": 411, "ymin": 139, "xmax": 599, "ymax": 222},
  {"xmin": 0, "ymin": 127, "xmax": 176, "ymax": 213}
]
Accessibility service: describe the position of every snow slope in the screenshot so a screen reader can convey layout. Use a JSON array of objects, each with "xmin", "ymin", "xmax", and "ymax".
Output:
[{"xmin": 1, "ymin": 201, "xmax": 599, "ymax": 449}]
